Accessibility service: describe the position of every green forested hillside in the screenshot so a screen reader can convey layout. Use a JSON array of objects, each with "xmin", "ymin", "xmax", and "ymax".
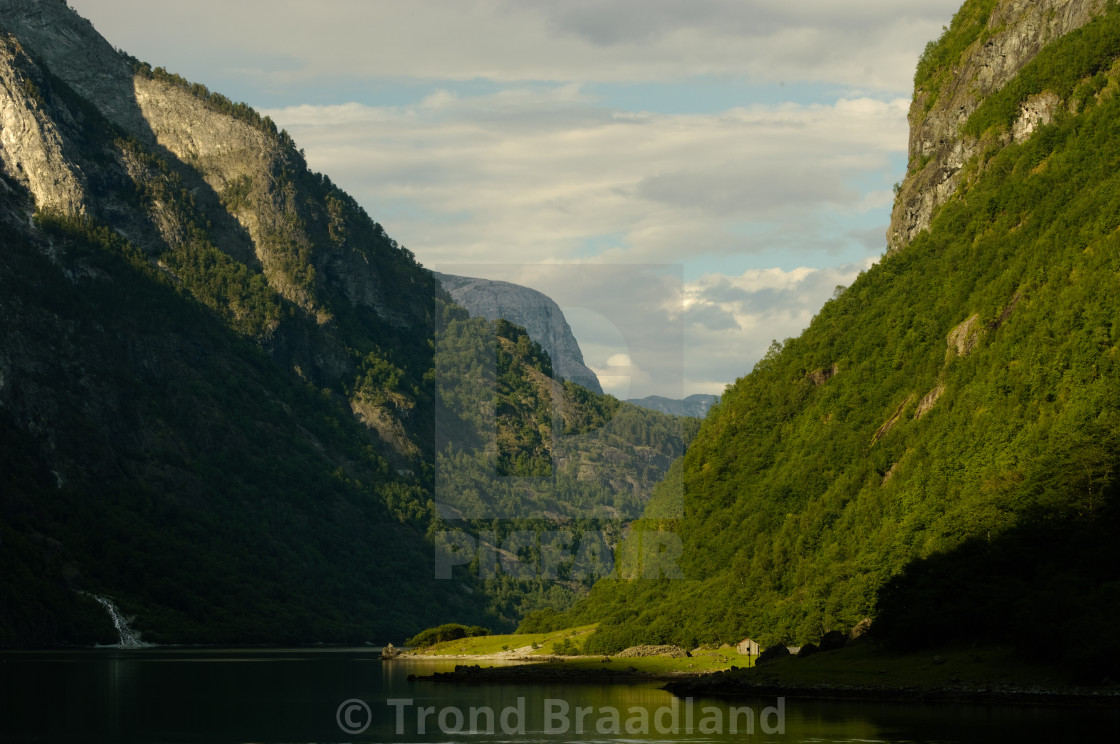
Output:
[{"xmin": 543, "ymin": 1, "xmax": 1120, "ymax": 675}]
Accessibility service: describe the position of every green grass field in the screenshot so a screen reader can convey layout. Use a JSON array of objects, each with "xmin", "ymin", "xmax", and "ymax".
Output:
[
  {"xmin": 412, "ymin": 625, "xmax": 752, "ymax": 674},
  {"xmin": 416, "ymin": 625, "xmax": 598, "ymax": 656},
  {"xmin": 546, "ymin": 650, "xmax": 746, "ymax": 675}
]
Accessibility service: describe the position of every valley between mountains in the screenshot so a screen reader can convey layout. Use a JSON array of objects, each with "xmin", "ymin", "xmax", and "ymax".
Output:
[{"xmin": 2, "ymin": 0, "xmax": 1120, "ymax": 690}]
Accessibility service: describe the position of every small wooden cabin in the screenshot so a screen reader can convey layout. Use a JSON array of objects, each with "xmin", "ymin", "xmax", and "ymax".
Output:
[{"xmin": 736, "ymin": 637, "xmax": 760, "ymax": 655}]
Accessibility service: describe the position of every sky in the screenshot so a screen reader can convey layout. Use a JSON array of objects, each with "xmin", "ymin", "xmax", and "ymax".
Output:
[{"xmin": 67, "ymin": 0, "xmax": 962, "ymax": 398}]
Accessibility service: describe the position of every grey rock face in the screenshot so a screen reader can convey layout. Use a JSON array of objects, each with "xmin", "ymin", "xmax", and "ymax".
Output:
[
  {"xmin": 0, "ymin": 0, "xmax": 145, "ymax": 134},
  {"xmin": 435, "ymin": 272, "xmax": 603, "ymax": 394},
  {"xmin": 0, "ymin": 0, "xmax": 441, "ymax": 466},
  {"xmin": 887, "ymin": 0, "xmax": 1109, "ymax": 253},
  {"xmin": 0, "ymin": 33, "xmax": 88, "ymax": 216}
]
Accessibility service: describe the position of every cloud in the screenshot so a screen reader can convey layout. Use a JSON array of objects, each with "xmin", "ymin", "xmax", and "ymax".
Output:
[
  {"xmin": 678, "ymin": 261, "xmax": 875, "ymax": 394},
  {"xmin": 70, "ymin": 0, "xmax": 961, "ymax": 91},
  {"xmin": 262, "ymin": 92, "xmax": 908, "ymax": 268},
  {"xmin": 266, "ymin": 87, "xmax": 905, "ymax": 395},
  {"xmin": 590, "ymin": 352, "xmax": 659, "ymax": 399},
  {"xmin": 516, "ymin": 0, "xmax": 743, "ymax": 46},
  {"xmin": 636, "ymin": 162, "xmax": 854, "ymax": 217},
  {"xmin": 518, "ymin": 0, "xmax": 950, "ymax": 44}
]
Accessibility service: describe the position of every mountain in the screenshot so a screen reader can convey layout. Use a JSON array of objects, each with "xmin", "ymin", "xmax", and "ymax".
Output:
[
  {"xmin": 0, "ymin": 0, "xmax": 466, "ymax": 645},
  {"xmin": 626, "ymin": 394, "xmax": 718, "ymax": 418},
  {"xmin": 433, "ymin": 273, "xmax": 603, "ymax": 394},
  {"xmin": 544, "ymin": 0, "xmax": 1120, "ymax": 678},
  {"xmin": 0, "ymin": 0, "xmax": 688, "ymax": 644}
]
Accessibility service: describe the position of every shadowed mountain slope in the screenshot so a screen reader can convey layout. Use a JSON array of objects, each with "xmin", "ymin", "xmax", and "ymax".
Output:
[{"xmin": 0, "ymin": 0, "xmax": 688, "ymax": 644}]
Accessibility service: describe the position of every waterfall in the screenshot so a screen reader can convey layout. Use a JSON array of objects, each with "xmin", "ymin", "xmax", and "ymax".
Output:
[{"xmin": 83, "ymin": 592, "xmax": 147, "ymax": 648}]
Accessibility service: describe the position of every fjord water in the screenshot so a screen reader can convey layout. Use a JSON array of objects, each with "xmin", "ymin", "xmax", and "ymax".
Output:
[{"xmin": 2, "ymin": 649, "xmax": 1115, "ymax": 743}]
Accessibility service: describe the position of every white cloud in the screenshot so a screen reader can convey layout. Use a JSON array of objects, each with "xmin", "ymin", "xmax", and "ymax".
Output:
[
  {"xmin": 263, "ymin": 92, "xmax": 909, "ymax": 268},
  {"xmin": 69, "ymin": 0, "xmax": 960, "ymax": 91},
  {"xmin": 591, "ymin": 352, "xmax": 655, "ymax": 399},
  {"xmin": 679, "ymin": 260, "xmax": 876, "ymax": 394}
]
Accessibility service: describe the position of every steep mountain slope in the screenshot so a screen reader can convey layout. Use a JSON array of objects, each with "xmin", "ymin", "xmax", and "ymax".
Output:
[
  {"xmin": 0, "ymin": 0, "xmax": 688, "ymax": 644},
  {"xmin": 0, "ymin": 1, "xmax": 468, "ymax": 643},
  {"xmin": 1, "ymin": 0, "xmax": 436, "ymax": 467},
  {"xmin": 549, "ymin": 0, "xmax": 1120, "ymax": 675},
  {"xmin": 434, "ymin": 272, "xmax": 604, "ymax": 394},
  {"xmin": 0, "ymin": 210, "xmax": 474, "ymax": 644},
  {"xmin": 437, "ymin": 317, "xmax": 691, "ymax": 512}
]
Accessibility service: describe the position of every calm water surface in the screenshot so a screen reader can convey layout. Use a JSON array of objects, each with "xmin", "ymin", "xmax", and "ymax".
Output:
[{"xmin": 1, "ymin": 648, "xmax": 1115, "ymax": 743}]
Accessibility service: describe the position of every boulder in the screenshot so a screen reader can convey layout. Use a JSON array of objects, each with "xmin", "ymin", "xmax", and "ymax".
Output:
[
  {"xmin": 756, "ymin": 645, "xmax": 790, "ymax": 664},
  {"xmin": 819, "ymin": 630, "xmax": 846, "ymax": 652},
  {"xmin": 848, "ymin": 618, "xmax": 873, "ymax": 643},
  {"xmin": 797, "ymin": 643, "xmax": 819, "ymax": 658}
]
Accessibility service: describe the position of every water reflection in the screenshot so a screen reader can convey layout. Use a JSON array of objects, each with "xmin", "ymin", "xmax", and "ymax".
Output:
[{"xmin": 1, "ymin": 649, "xmax": 1115, "ymax": 743}]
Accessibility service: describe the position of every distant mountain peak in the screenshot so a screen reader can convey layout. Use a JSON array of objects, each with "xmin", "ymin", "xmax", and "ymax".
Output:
[{"xmin": 434, "ymin": 272, "xmax": 604, "ymax": 395}]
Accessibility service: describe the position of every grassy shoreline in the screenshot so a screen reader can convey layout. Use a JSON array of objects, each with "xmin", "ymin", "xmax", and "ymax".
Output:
[
  {"xmin": 401, "ymin": 625, "xmax": 748, "ymax": 678},
  {"xmin": 402, "ymin": 628, "xmax": 1120, "ymax": 706}
]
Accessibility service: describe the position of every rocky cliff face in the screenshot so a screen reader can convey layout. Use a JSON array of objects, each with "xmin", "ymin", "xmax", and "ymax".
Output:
[
  {"xmin": 0, "ymin": 0, "xmax": 144, "ymax": 133},
  {"xmin": 0, "ymin": 33, "xmax": 87, "ymax": 215},
  {"xmin": 0, "ymin": 0, "xmax": 437, "ymax": 463},
  {"xmin": 434, "ymin": 272, "xmax": 604, "ymax": 394},
  {"xmin": 887, "ymin": 0, "xmax": 1108, "ymax": 252}
]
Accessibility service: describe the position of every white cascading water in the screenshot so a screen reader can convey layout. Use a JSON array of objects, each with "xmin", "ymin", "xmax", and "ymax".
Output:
[{"xmin": 83, "ymin": 592, "xmax": 147, "ymax": 648}]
